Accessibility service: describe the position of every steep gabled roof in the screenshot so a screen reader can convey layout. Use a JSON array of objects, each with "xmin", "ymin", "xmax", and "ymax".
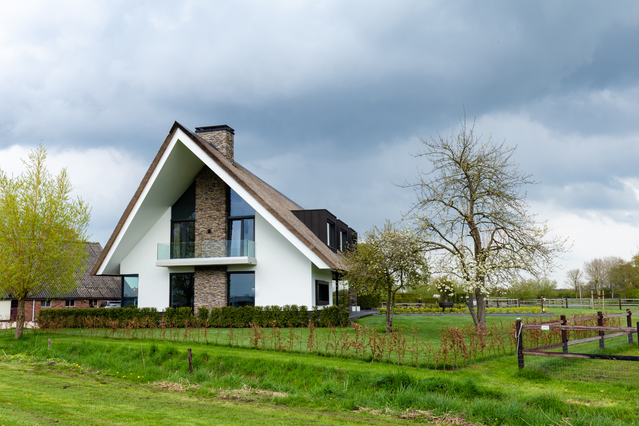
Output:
[{"xmin": 92, "ymin": 122, "xmax": 344, "ymax": 276}]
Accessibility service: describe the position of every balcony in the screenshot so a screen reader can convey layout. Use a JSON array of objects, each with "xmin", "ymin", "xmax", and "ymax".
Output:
[{"xmin": 156, "ymin": 241, "xmax": 256, "ymax": 267}]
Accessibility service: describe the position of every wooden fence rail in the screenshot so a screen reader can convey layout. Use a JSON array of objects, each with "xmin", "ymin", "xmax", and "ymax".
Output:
[{"xmin": 515, "ymin": 310, "xmax": 639, "ymax": 369}]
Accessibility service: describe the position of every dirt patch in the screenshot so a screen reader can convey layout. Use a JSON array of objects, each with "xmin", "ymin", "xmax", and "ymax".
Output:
[
  {"xmin": 352, "ymin": 406, "xmax": 480, "ymax": 425},
  {"xmin": 152, "ymin": 379, "xmax": 201, "ymax": 392},
  {"xmin": 218, "ymin": 384, "xmax": 288, "ymax": 399}
]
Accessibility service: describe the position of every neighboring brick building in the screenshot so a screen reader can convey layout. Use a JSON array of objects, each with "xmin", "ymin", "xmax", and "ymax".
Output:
[
  {"xmin": 1, "ymin": 243, "xmax": 122, "ymax": 322},
  {"xmin": 92, "ymin": 122, "xmax": 357, "ymax": 311}
]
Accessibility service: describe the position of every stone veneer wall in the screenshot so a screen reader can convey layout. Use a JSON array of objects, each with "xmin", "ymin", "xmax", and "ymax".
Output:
[
  {"xmin": 194, "ymin": 266, "xmax": 227, "ymax": 309},
  {"xmin": 197, "ymin": 129, "xmax": 234, "ymax": 162},
  {"xmin": 194, "ymin": 167, "xmax": 229, "ymax": 309}
]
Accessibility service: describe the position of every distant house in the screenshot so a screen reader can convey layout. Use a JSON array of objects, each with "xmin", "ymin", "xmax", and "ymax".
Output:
[
  {"xmin": 0, "ymin": 243, "xmax": 122, "ymax": 322},
  {"xmin": 91, "ymin": 123, "xmax": 357, "ymax": 311}
]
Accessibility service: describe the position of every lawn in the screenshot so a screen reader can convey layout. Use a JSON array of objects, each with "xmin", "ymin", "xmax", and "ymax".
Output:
[{"xmin": 3, "ymin": 314, "xmax": 639, "ymax": 426}]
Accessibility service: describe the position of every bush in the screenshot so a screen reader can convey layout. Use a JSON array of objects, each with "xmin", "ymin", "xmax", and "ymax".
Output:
[
  {"xmin": 163, "ymin": 307, "xmax": 195, "ymax": 327},
  {"xmin": 357, "ymin": 293, "xmax": 383, "ymax": 309},
  {"xmin": 38, "ymin": 307, "xmax": 159, "ymax": 329}
]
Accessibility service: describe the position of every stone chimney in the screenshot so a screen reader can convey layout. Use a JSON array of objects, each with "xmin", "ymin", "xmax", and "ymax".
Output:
[{"xmin": 195, "ymin": 125, "xmax": 235, "ymax": 162}]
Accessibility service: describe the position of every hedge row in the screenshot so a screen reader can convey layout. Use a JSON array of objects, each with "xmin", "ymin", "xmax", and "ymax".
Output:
[
  {"xmin": 38, "ymin": 307, "xmax": 159, "ymax": 329},
  {"xmin": 38, "ymin": 305, "xmax": 350, "ymax": 329}
]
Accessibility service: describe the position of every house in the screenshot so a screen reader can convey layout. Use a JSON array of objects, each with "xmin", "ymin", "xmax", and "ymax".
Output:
[
  {"xmin": 91, "ymin": 123, "xmax": 357, "ymax": 311},
  {"xmin": 0, "ymin": 243, "xmax": 122, "ymax": 322}
]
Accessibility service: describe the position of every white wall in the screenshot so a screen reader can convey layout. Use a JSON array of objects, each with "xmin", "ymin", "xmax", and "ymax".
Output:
[
  {"xmin": 242, "ymin": 212, "xmax": 318, "ymax": 307},
  {"xmin": 120, "ymin": 207, "xmax": 176, "ymax": 310},
  {"xmin": 0, "ymin": 300, "xmax": 10, "ymax": 321}
]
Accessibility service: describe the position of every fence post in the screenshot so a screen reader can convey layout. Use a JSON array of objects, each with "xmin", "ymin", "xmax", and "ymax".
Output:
[
  {"xmin": 541, "ymin": 299, "xmax": 544, "ymax": 311},
  {"xmin": 591, "ymin": 291, "xmax": 594, "ymax": 309},
  {"xmin": 188, "ymin": 348, "xmax": 193, "ymax": 375},
  {"xmin": 619, "ymin": 298, "xmax": 622, "ymax": 310},
  {"xmin": 48, "ymin": 338, "xmax": 51, "ymax": 350},
  {"xmin": 597, "ymin": 311, "xmax": 604, "ymax": 350},
  {"xmin": 560, "ymin": 314, "xmax": 568, "ymax": 353},
  {"xmin": 517, "ymin": 299, "xmax": 520, "ymax": 308},
  {"xmin": 515, "ymin": 319, "xmax": 524, "ymax": 369},
  {"xmin": 627, "ymin": 309, "xmax": 633, "ymax": 344}
]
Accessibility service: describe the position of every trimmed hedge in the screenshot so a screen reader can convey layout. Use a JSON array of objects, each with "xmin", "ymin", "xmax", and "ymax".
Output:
[
  {"xmin": 38, "ymin": 307, "xmax": 159, "ymax": 329},
  {"xmin": 38, "ymin": 305, "xmax": 350, "ymax": 329},
  {"xmin": 379, "ymin": 306, "xmax": 543, "ymax": 314}
]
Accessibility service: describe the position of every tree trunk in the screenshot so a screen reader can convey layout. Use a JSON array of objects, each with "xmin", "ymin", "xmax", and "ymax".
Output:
[
  {"xmin": 385, "ymin": 286, "xmax": 393, "ymax": 333},
  {"xmin": 475, "ymin": 287, "xmax": 486, "ymax": 326},
  {"xmin": 467, "ymin": 293, "xmax": 478, "ymax": 325},
  {"xmin": 15, "ymin": 298, "xmax": 26, "ymax": 339}
]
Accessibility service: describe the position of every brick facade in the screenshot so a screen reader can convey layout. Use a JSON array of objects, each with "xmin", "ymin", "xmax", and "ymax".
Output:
[
  {"xmin": 195, "ymin": 126, "xmax": 235, "ymax": 162},
  {"xmin": 12, "ymin": 299, "xmax": 104, "ymax": 322}
]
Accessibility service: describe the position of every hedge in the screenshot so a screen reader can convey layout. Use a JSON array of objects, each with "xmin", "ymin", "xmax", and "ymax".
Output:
[
  {"xmin": 38, "ymin": 305, "xmax": 350, "ymax": 329},
  {"xmin": 378, "ymin": 306, "xmax": 543, "ymax": 314},
  {"xmin": 38, "ymin": 307, "xmax": 159, "ymax": 329}
]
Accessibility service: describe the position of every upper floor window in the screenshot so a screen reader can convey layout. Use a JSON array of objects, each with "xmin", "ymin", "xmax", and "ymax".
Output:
[
  {"xmin": 171, "ymin": 183, "xmax": 195, "ymax": 258},
  {"xmin": 229, "ymin": 189, "xmax": 255, "ymax": 256},
  {"xmin": 327, "ymin": 221, "xmax": 335, "ymax": 248},
  {"xmin": 340, "ymin": 230, "xmax": 348, "ymax": 252}
]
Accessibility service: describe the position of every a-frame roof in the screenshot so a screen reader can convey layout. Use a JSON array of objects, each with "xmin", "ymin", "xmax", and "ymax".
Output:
[{"xmin": 92, "ymin": 122, "xmax": 344, "ymax": 276}]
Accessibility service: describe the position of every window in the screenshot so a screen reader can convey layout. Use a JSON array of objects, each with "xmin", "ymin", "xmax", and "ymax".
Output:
[
  {"xmin": 327, "ymin": 221, "xmax": 335, "ymax": 248},
  {"xmin": 171, "ymin": 183, "xmax": 195, "ymax": 259},
  {"xmin": 316, "ymin": 280, "xmax": 329, "ymax": 306},
  {"xmin": 65, "ymin": 300, "xmax": 75, "ymax": 308},
  {"xmin": 41, "ymin": 300, "xmax": 51, "ymax": 308},
  {"xmin": 122, "ymin": 276, "xmax": 139, "ymax": 307},
  {"xmin": 228, "ymin": 272, "xmax": 255, "ymax": 307},
  {"xmin": 339, "ymin": 230, "xmax": 348, "ymax": 252},
  {"xmin": 170, "ymin": 273, "xmax": 194, "ymax": 308},
  {"xmin": 228, "ymin": 189, "xmax": 255, "ymax": 256}
]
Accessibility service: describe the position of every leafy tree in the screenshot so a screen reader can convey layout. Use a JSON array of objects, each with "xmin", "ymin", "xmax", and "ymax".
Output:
[
  {"xmin": 0, "ymin": 146, "xmax": 90, "ymax": 338},
  {"xmin": 608, "ymin": 256, "xmax": 639, "ymax": 297},
  {"xmin": 583, "ymin": 257, "xmax": 619, "ymax": 295},
  {"xmin": 507, "ymin": 278, "xmax": 557, "ymax": 299},
  {"xmin": 404, "ymin": 115, "xmax": 567, "ymax": 326},
  {"xmin": 342, "ymin": 221, "xmax": 428, "ymax": 333},
  {"xmin": 565, "ymin": 268, "xmax": 584, "ymax": 298}
]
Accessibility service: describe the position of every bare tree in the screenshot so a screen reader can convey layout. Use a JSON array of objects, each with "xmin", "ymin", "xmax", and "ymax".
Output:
[
  {"xmin": 403, "ymin": 115, "xmax": 567, "ymax": 326},
  {"xmin": 565, "ymin": 268, "xmax": 584, "ymax": 298}
]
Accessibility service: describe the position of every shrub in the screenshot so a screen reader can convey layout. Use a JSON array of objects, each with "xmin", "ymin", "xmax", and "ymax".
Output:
[
  {"xmin": 357, "ymin": 292, "xmax": 383, "ymax": 309},
  {"xmin": 38, "ymin": 307, "xmax": 159, "ymax": 329}
]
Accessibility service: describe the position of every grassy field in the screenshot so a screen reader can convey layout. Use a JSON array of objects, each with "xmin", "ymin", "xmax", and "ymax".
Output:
[{"xmin": 2, "ymin": 324, "xmax": 639, "ymax": 426}]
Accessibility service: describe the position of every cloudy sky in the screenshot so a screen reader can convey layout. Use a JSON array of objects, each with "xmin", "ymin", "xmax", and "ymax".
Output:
[{"xmin": 1, "ymin": 1, "xmax": 639, "ymax": 286}]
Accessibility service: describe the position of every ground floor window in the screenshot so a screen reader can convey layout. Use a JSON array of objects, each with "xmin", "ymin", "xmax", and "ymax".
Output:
[
  {"xmin": 122, "ymin": 275, "xmax": 139, "ymax": 307},
  {"xmin": 41, "ymin": 300, "xmax": 51, "ymax": 308},
  {"xmin": 316, "ymin": 280, "xmax": 329, "ymax": 306},
  {"xmin": 228, "ymin": 272, "xmax": 255, "ymax": 307},
  {"xmin": 65, "ymin": 300, "xmax": 75, "ymax": 307},
  {"xmin": 170, "ymin": 273, "xmax": 194, "ymax": 308}
]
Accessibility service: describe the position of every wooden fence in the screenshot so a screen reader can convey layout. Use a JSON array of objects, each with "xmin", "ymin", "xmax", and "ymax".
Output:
[{"xmin": 515, "ymin": 310, "xmax": 639, "ymax": 369}]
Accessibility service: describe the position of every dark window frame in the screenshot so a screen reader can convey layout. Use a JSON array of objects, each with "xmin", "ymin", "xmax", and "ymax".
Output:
[
  {"xmin": 169, "ymin": 272, "xmax": 195, "ymax": 309},
  {"xmin": 228, "ymin": 188, "xmax": 255, "ymax": 256},
  {"xmin": 65, "ymin": 300, "xmax": 75, "ymax": 308},
  {"xmin": 171, "ymin": 183, "xmax": 196, "ymax": 259},
  {"xmin": 327, "ymin": 221, "xmax": 335, "ymax": 248},
  {"xmin": 227, "ymin": 271, "xmax": 255, "ymax": 307},
  {"xmin": 41, "ymin": 300, "xmax": 51, "ymax": 308},
  {"xmin": 316, "ymin": 280, "xmax": 330, "ymax": 306},
  {"xmin": 122, "ymin": 275, "xmax": 139, "ymax": 307}
]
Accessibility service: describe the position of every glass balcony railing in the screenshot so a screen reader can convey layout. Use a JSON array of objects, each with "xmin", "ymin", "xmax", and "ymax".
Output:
[{"xmin": 157, "ymin": 240, "xmax": 256, "ymax": 260}]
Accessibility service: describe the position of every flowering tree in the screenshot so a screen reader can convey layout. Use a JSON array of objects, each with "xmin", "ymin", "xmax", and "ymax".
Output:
[
  {"xmin": 403, "ymin": 116, "xmax": 567, "ymax": 326},
  {"xmin": 0, "ymin": 146, "xmax": 90, "ymax": 339},
  {"xmin": 430, "ymin": 276, "xmax": 457, "ymax": 303},
  {"xmin": 342, "ymin": 220, "xmax": 428, "ymax": 333}
]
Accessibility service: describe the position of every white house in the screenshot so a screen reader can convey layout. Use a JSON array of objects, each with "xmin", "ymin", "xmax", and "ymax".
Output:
[{"xmin": 92, "ymin": 123, "xmax": 357, "ymax": 311}]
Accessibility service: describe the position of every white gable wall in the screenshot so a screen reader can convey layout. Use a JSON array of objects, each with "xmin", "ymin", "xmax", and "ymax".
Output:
[
  {"xmin": 229, "ymin": 212, "xmax": 314, "ymax": 307},
  {"xmin": 0, "ymin": 300, "xmax": 10, "ymax": 321},
  {"xmin": 119, "ymin": 207, "xmax": 188, "ymax": 310}
]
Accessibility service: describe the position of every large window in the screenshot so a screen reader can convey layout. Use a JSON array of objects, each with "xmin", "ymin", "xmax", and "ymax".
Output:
[
  {"xmin": 316, "ymin": 280, "xmax": 330, "ymax": 306},
  {"xmin": 228, "ymin": 189, "xmax": 255, "ymax": 256},
  {"xmin": 228, "ymin": 272, "xmax": 255, "ymax": 307},
  {"xmin": 122, "ymin": 275, "xmax": 139, "ymax": 307},
  {"xmin": 171, "ymin": 183, "xmax": 195, "ymax": 259},
  {"xmin": 170, "ymin": 273, "xmax": 194, "ymax": 308}
]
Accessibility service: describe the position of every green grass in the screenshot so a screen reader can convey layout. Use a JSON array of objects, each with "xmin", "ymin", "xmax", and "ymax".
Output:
[{"xmin": 2, "ymin": 332, "xmax": 639, "ymax": 425}]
